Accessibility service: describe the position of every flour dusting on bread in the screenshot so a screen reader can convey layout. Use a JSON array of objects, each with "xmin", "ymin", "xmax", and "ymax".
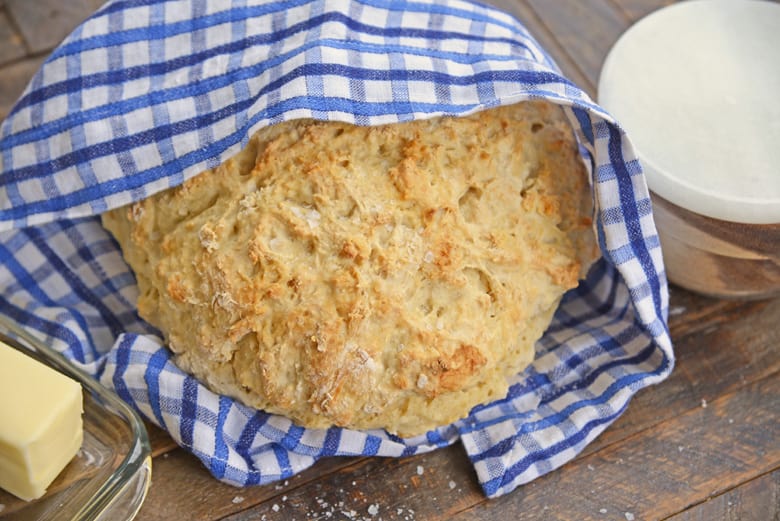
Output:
[{"xmin": 102, "ymin": 101, "xmax": 598, "ymax": 436}]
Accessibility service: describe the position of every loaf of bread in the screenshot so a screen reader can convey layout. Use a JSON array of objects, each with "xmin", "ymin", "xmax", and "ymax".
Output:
[{"xmin": 102, "ymin": 101, "xmax": 598, "ymax": 436}]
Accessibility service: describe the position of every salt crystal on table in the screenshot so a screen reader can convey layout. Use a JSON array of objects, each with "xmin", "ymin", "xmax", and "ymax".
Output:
[
  {"xmin": 625, "ymin": 512, "xmax": 635, "ymax": 521},
  {"xmin": 416, "ymin": 465, "xmax": 424, "ymax": 475}
]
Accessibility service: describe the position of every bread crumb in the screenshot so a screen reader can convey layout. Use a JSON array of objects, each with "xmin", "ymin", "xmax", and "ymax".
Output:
[
  {"xmin": 368, "ymin": 504, "xmax": 379, "ymax": 516},
  {"xmin": 625, "ymin": 512, "xmax": 635, "ymax": 521},
  {"xmin": 701, "ymin": 398, "xmax": 707, "ymax": 408},
  {"xmin": 232, "ymin": 496, "xmax": 245, "ymax": 504},
  {"xmin": 416, "ymin": 465, "xmax": 424, "ymax": 476},
  {"xmin": 448, "ymin": 480, "xmax": 456, "ymax": 489},
  {"xmin": 599, "ymin": 508, "xmax": 608, "ymax": 514},
  {"xmin": 291, "ymin": 205, "xmax": 321, "ymax": 228},
  {"xmin": 198, "ymin": 224, "xmax": 219, "ymax": 252}
]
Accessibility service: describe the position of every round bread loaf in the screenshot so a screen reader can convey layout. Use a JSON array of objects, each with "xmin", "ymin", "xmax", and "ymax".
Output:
[{"xmin": 102, "ymin": 101, "xmax": 598, "ymax": 436}]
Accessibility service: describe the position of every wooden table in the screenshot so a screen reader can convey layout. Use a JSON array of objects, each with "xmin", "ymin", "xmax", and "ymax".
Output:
[{"xmin": 1, "ymin": 1, "xmax": 778, "ymax": 519}]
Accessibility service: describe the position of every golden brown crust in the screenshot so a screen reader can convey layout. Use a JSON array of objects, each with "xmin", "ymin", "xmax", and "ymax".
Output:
[{"xmin": 102, "ymin": 101, "xmax": 598, "ymax": 436}]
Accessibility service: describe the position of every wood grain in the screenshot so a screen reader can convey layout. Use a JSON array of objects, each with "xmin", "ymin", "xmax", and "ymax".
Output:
[
  {"xmin": 489, "ymin": 0, "xmax": 596, "ymax": 96},
  {"xmin": 0, "ymin": 10, "xmax": 25, "ymax": 66},
  {"xmin": 0, "ymin": 54, "xmax": 44, "ymax": 120},
  {"xmin": 666, "ymin": 469, "xmax": 780, "ymax": 521},
  {"xmin": 5, "ymin": 0, "xmax": 105, "ymax": 53},
  {"xmin": 583, "ymin": 298, "xmax": 780, "ymax": 455},
  {"xmin": 604, "ymin": 0, "xmax": 676, "ymax": 21},
  {"xmin": 1, "ymin": 2, "xmax": 778, "ymax": 521},
  {"xmin": 135, "ymin": 450, "xmax": 369, "ymax": 521},
  {"xmin": 221, "ymin": 449, "xmax": 485, "ymax": 521},
  {"xmin": 146, "ymin": 421, "xmax": 180, "ymax": 457},
  {"xmin": 525, "ymin": 0, "xmax": 627, "ymax": 92},
  {"xmin": 133, "ymin": 295, "xmax": 780, "ymax": 521},
  {"xmin": 449, "ymin": 374, "xmax": 780, "ymax": 520}
]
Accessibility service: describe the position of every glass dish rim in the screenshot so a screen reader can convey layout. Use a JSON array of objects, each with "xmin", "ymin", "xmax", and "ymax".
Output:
[{"xmin": 0, "ymin": 313, "xmax": 152, "ymax": 521}]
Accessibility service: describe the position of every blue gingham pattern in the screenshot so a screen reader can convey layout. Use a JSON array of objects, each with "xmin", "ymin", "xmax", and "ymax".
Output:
[{"xmin": 0, "ymin": 0, "xmax": 673, "ymax": 497}]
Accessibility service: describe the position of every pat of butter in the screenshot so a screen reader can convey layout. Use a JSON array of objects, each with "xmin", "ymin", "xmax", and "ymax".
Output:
[{"xmin": 0, "ymin": 340, "xmax": 83, "ymax": 501}]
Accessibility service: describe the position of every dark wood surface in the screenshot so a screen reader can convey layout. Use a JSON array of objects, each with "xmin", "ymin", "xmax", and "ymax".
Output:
[{"xmin": 1, "ymin": 1, "xmax": 777, "ymax": 520}]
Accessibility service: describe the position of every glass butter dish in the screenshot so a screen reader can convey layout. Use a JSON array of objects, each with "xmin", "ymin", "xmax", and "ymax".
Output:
[{"xmin": 0, "ymin": 315, "xmax": 151, "ymax": 521}]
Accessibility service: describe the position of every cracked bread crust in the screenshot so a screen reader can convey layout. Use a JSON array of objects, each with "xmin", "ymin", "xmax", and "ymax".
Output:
[{"xmin": 102, "ymin": 101, "xmax": 598, "ymax": 436}]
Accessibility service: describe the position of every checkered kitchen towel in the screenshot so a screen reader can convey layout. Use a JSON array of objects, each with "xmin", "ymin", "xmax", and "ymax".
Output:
[{"xmin": 0, "ymin": 0, "xmax": 673, "ymax": 497}]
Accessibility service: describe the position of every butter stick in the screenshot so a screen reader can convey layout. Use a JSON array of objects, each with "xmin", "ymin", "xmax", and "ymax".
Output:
[{"xmin": 0, "ymin": 339, "xmax": 83, "ymax": 501}]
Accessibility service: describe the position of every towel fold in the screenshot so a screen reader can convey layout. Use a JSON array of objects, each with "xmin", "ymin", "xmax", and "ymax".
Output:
[{"xmin": 0, "ymin": 0, "xmax": 673, "ymax": 497}]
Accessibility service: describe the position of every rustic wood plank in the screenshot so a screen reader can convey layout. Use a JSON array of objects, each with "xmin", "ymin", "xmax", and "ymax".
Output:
[
  {"xmin": 135, "ymin": 296, "xmax": 780, "ymax": 521},
  {"xmin": 583, "ymin": 297, "xmax": 780, "ymax": 456},
  {"xmin": 134, "ymin": 450, "xmax": 370, "ymax": 521},
  {"xmin": 665, "ymin": 469, "xmax": 780, "ymax": 521},
  {"xmin": 132, "ymin": 294, "xmax": 778, "ymax": 521},
  {"xmin": 141, "ymin": 365, "xmax": 780, "ymax": 521},
  {"xmin": 0, "ymin": 55, "xmax": 44, "ymax": 122},
  {"xmin": 666, "ymin": 286, "xmax": 747, "ymax": 338},
  {"xmin": 0, "ymin": 9, "xmax": 26, "ymax": 67},
  {"xmin": 609, "ymin": 0, "xmax": 678, "ymax": 22},
  {"xmin": 221, "ymin": 447, "xmax": 483, "ymax": 521},
  {"xmin": 525, "ymin": 0, "xmax": 627, "ymax": 92},
  {"xmin": 145, "ymin": 421, "xmax": 179, "ymax": 457},
  {"xmin": 449, "ymin": 372, "xmax": 780, "ymax": 520},
  {"xmin": 485, "ymin": 0, "xmax": 596, "ymax": 96},
  {"xmin": 5, "ymin": 0, "xmax": 104, "ymax": 54},
  {"xmin": 0, "ymin": 3, "xmax": 775, "ymax": 521}
]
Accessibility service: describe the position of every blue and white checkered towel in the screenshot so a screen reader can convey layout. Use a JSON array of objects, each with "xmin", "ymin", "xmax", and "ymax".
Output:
[{"xmin": 0, "ymin": 0, "xmax": 673, "ymax": 497}]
